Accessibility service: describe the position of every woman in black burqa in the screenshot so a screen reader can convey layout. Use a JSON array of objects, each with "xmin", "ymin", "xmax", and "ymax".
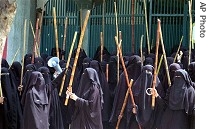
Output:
[
  {"xmin": 67, "ymin": 67, "xmax": 104, "ymax": 129},
  {"xmin": 0, "ymin": 67, "xmax": 23, "ymax": 129},
  {"xmin": 131, "ymin": 65, "xmax": 165, "ymax": 129},
  {"xmin": 38, "ymin": 66, "xmax": 64, "ymax": 129},
  {"xmin": 155, "ymin": 69, "xmax": 195, "ymax": 129},
  {"xmin": 21, "ymin": 71, "xmax": 49, "ymax": 129}
]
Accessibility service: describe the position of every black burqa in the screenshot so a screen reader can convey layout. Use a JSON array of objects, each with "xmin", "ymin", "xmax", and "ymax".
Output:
[
  {"xmin": 34, "ymin": 57, "xmax": 45, "ymax": 69},
  {"xmin": 160, "ymin": 62, "xmax": 181, "ymax": 95},
  {"xmin": 157, "ymin": 69, "xmax": 195, "ymax": 129},
  {"xmin": 76, "ymin": 57, "xmax": 92, "ymax": 83},
  {"xmin": 51, "ymin": 65, "xmax": 78, "ymax": 129},
  {"xmin": 1, "ymin": 58, "xmax": 9, "ymax": 68},
  {"xmin": 131, "ymin": 65, "xmax": 165, "ymax": 129},
  {"xmin": 0, "ymin": 67, "xmax": 23, "ymax": 129},
  {"xmin": 71, "ymin": 48, "xmax": 88, "ymax": 71},
  {"xmin": 21, "ymin": 64, "xmax": 37, "ymax": 101},
  {"xmin": 38, "ymin": 66, "xmax": 64, "ymax": 129},
  {"xmin": 21, "ymin": 71, "xmax": 49, "ymax": 129},
  {"xmin": 188, "ymin": 62, "xmax": 195, "ymax": 83},
  {"xmin": 70, "ymin": 68, "xmax": 104, "ymax": 129},
  {"xmin": 109, "ymin": 55, "xmax": 142, "ymax": 129},
  {"xmin": 89, "ymin": 60, "xmax": 112, "ymax": 129},
  {"xmin": 23, "ymin": 53, "xmax": 33, "ymax": 67},
  {"xmin": 9, "ymin": 61, "xmax": 22, "ymax": 90},
  {"xmin": 93, "ymin": 46, "xmax": 111, "ymax": 62}
]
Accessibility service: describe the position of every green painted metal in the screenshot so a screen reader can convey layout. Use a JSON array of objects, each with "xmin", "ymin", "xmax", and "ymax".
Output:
[{"xmin": 40, "ymin": 0, "xmax": 195, "ymax": 58}]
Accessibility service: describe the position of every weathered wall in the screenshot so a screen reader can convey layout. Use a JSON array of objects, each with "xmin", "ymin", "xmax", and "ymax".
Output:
[{"xmin": 7, "ymin": 0, "xmax": 36, "ymax": 64}]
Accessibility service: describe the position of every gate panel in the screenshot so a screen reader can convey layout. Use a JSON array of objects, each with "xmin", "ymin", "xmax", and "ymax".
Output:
[
  {"xmin": 40, "ymin": 0, "xmax": 79, "ymax": 59},
  {"xmin": 40, "ymin": 0, "xmax": 195, "ymax": 58}
]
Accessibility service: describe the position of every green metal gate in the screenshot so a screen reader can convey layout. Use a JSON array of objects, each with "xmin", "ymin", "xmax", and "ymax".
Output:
[{"xmin": 40, "ymin": 0, "xmax": 195, "ymax": 58}]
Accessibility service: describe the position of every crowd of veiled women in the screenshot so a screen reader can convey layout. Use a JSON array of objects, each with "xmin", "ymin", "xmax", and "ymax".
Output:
[{"xmin": 0, "ymin": 46, "xmax": 195, "ymax": 129}]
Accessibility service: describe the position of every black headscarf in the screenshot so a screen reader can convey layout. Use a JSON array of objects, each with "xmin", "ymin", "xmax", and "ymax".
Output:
[
  {"xmin": 1, "ymin": 58, "xmax": 9, "ymax": 68},
  {"xmin": 70, "ymin": 68, "xmax": 103, "ymax": 129},
  {"xmin": 40, "ymin": 53, "xmax": 49, "ymax": 66},
  {"xmin": 188, "ymin": 62, "xmax": 195, "ymax": 83},
  {"xmin": 23, "ymin": 53, "xmax": 33, "ymax": 67},
  {"xmin": 9, "ymin": 61, "xmax": 22, "ymax": 89},
  {"xmin": 34, "ymin": 57, "xmax": 45, "ymax": 69},
  {"xmin": 71, "ymin": 48, "xmax": 88, "ymax": 71},
  {"xmin": 93, "ymin": 46, "xmax": 111, "ymax": 62},
  {"xmin": 21, "ymin": 64, "xmax": 37, "ymax": 101}
]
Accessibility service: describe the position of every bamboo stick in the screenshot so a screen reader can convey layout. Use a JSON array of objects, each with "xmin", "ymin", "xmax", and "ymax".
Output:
[
  {"xmin": 65, "ymin": 10, "xmax": 90, "ymax": 106},
  {"xmin": 173, "ymin": 36, "xmax": 183, "ymax": 63},
  {"xmin": 143, "ymin": 0, "xmax": 150, "ymax": 54},
  {"xmin": 106, "ymin": 64, "xmax": 109, "ymax": 82},
  {"xmin": 62, "ymin": 17, "xmax": 68, "ymax": 60},
  {"xmin": 114, "ymin": 36, "xmax": 141, "ymax": 129},
  {"xmin": 116, "ymin": 79, "xmax": 134, "ymax": 129},
  {"xmin": 140, "ymin": 35, "xmax": 144, "ymax": 67},
  {"xmin": 30, "ymin": 20, "xmax": 40, "ymax": 58},
  {"xmin": 8, "ymin": 46, "xmax": 20, "ymax": 70},
  {"xmin": 59, "ymin": 31, "xmax": 77, "ymax": 96},
  {"xmin": 188, "ymin": 1, "xmax": 192, "ymax": 65},
  {"xmin": 18, "ymin": 19, "xmax": 27, "ymax": 96},
  {"xmin": 100, "ymin": 32, "xmax": 103, "ymax": 62},
  {"xmin": 151, "ymin": 19, "xmax": 160, "ymax": 109},
  {"xmin": 53, "ymin": 7, "xmax": 60, "ymax": 58}
]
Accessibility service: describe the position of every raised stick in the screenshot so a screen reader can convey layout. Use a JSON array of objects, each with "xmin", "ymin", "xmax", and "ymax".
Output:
[
  {"xmin": 18, "ymin": 19, "xmax": 27, "ymax": 96},
  {"xmin": 53, "ymin": 7, "xmax": 59, "ymax": 58},
  {"xmin": 62, "ymin": 17, "xmax": 68, "ymax": 60},
  {"xmin": 59, "ymin": 31, "xmax": 77, "ymax": 96},
  {"xmin": 116, "ymin": 79, "xmax": 134, "ymax": 129},
  {"xmin": 114, "ymin": 36, "xmax": 141, "ymax": 129},
  {"xmin": 151, "ymin": 19, "xmax": 160, "ymax": 109},
  {"xmin": 173, "ymin": 36, "xmax": 183, "ymax": 63},
  {"xmin": 65, "ymin": 10, "xmax": 91, "ymax": 106},
  {"xmin": 143, "ymin": 0, "xmax": 150, "ymax": 54}
]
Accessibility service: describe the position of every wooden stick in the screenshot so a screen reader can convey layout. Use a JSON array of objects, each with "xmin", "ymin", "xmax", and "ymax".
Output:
[
  {"xmin": 188, "ymin": 1, "xmax": 192, "ymax": 65},
  {"xmin": 53, "ymin": 7, "xmax": 60, "ymax": 58},
  {"xmin": 65, "ymin": 10, "xmax": 91, "ymax": 106},
  {"xmin": 106, "ymin": 63, "xmax": 109, "ymax": 82},
  {"xmin": 114, "ymin": 36, "xmax": 141, "ymax": 129},
  {"xmin": 151, "ymin": 19, "xmax": 161, "ymax": 109},
  {"xmin": 173, "ymin": 36, "xmax": 183, "ymax": 63},
  {"xmin": 62, "ymin": 17, "xmax": 68, "ymax": 60},
  {"xmin": 18, "ymin": 19, "xmax": 27, "ymax": 95},
  {"xmin": 116, "ymin": 79, "xmax": 134, "ymax": 129},
  {"xmin": 100, "ymin": 32, "xmax": 103, "ymax": 62},
  {"xmin": 59, "ymin": 31, "xmax": 77, "ymax": 96},
  {"xmin": 143, "ymin": 0, "xmax": 150, "ymax": 54},
  {"xmin": 8, "ymin": 46, "xmax": 20, "ymax": 70},
  {"xmin": 102, "ymin": 0, "xmax": 105, "ymax": 62},
  {"xmin": 30, "ymin": 20, "xmax": 40, "ymax": 58},
  {"xmin": 157, "ymin": 54, "xmax": 163, "ymax": 75},
  {"xmin": 31, "ymin": 18, "xmax": 39, "ymax": 64},
  {"xmin": 37, "ymin": 3, "xmax": 45, "ymax": 55},
  {"xmin": 131, "ymin": 0, "xmax": 135, "ymax": 53},
  {"xmin": 114, "ymin": 2, "xmax": 120, "ymax": 85},
  {"xmin": 140, "ymin": 35, "xmax": 144, "ymax": 67},
  {"xmin": 159, "ymin": 23, "xmax": 171, "ymax": 87}
]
